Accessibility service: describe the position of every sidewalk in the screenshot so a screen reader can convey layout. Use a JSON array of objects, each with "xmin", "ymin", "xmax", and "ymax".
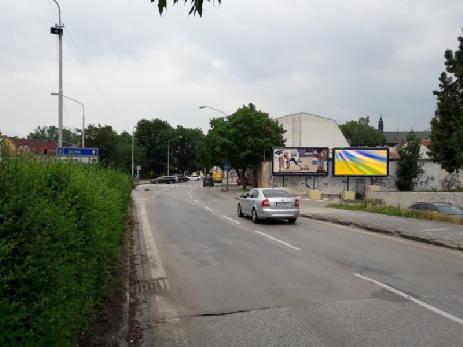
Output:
[
  {"xmin": 212, "ymin": 184, "xmax": 463, "ymax": 251},
  {"xmin": 300, "ymin": 200, "xmax": 463, "ymax": 251}
]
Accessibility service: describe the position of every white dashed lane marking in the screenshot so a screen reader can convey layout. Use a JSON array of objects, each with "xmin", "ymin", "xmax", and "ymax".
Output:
[
  {"xmin": 221, "ymin": 215, "xmax": 240, "ymax": 225},
  {"xmin": 354, "ymin": 273, "xmax": 463, "ymax": 326},
  {"xmin": 253, "ymin": 230, "xmax": 301, "ymax": 251}
]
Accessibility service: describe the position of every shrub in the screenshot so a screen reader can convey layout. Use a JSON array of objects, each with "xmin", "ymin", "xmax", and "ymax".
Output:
[{"xmin": 0, "ymin": 158, "xmax": 131, "ymax": 346}]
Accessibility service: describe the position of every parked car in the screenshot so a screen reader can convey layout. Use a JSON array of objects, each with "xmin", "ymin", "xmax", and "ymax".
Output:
[
  {"xmin": 409, "ymin": 202, "xmax": 463, "ymax": 216},
  {"xmin": 237, "ymin": 188, "xmax": 299, "ymax": 224},
  {"xmin": 188, "ymin": 174, "xmax": 201, "ymax": 181},
  {"xmin": 203, "ymin": 176, "xmax": 214, "ymax": 187},
  {"xmin": 150, "ymin": 176, "xmax": 178, "ymax": 184},
  {"xmin": 175, "ymin": 175, "xmax": 189, "ymax": 183}
]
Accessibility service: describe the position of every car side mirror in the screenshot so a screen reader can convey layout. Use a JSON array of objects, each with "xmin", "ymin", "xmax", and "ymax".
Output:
[{"xmin": 240, "ymin": 194, "xmax": 247, "ymax": 198}]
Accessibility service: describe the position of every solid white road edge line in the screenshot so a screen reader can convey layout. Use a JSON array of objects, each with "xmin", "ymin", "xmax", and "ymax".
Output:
[
  {"xmin": 137, "ymin": 196, "xmax": 180, "ymax": 323},
  {"xmin": 354, "ymin": 273, "xmax": 463, "ymax": 326},
  {"xmin": 222, "ymin": 215, "xmax": 240, "ymax": 225},
  {"xmin": 204, "ymin": 206, "xmax": 214, "ymax": 212},
  {"xmin": 254, "ymin": 230, "xmax": 301, "ymax": 251}
]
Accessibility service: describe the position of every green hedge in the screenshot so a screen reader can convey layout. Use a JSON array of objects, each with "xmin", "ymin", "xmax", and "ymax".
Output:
[{"xmin": 0, "ymin": 158, "xmax": 131, "ymax": 346}]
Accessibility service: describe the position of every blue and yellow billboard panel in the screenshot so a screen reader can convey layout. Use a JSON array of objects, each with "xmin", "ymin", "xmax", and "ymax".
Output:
[{"xmin": 333, "ymin": 148, "xmax": 389, "ymax": 177}]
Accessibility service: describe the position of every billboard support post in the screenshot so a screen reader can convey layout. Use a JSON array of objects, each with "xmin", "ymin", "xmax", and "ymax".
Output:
[{"xmin": 346, "ymin": 176, "xmax": 350, "ymax": 191}]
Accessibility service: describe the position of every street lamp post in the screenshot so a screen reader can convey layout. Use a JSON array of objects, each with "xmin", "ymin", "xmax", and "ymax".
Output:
[
  {"xmin": 199, "ymin": 105, "xmax": 230, "ymax": 190},
  {"xmin": 131, "ymin": 126, "xmax": 136, "ymax": 178},
  {"xmin": 51, "ymin": 93, "xmax": 85, "ymax": 147},
  {"xmin": 50, "ymin": 0, "xmax": 64, "ymax": 147},
  {"xmin": 199, "ymin": 105, "xmax": 227, "ymax": 117}
]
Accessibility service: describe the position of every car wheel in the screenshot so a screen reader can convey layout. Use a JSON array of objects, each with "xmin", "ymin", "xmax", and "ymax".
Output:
[
  {"xmin": 237, "ymin": 204, "xmax": 244, "ymax": 218},
  {"xmin": 252, "ymin": 209, "xmax": 260, "ymax": 224},
  {"xmin": 288, "ymin": 218, "xmax": 297, "ymax": 224}
]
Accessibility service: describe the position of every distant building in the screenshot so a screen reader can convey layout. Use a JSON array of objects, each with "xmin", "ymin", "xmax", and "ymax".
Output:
[
  {"xmin": 275, "ymin": 112, "xmax": 349, "ymax": 148},
  {"xmin": 377, "ymin": 116, "xmax": 430, "ymax": 146},
  {"xmin": 3, "ymin": 137, "xmax": 57, "ymax": 158}
]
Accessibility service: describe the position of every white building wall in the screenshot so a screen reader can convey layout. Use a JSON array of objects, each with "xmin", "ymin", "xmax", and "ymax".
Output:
[{"xmin": 276, "ymin": 113, "xmax": 349, "ymax": 148}]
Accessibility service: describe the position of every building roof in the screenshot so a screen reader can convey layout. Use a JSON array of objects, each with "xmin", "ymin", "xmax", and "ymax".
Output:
[
  {"xmin": 275, "ymin": 112, "xmax": 349, "ymax": 148},
  {"xmin": 7, "ymin": 137, "xmax": 57, "ymax": 155},
  {"xmin": 383, "ymin": 131, "xmax": 431, "ymax": 145}
]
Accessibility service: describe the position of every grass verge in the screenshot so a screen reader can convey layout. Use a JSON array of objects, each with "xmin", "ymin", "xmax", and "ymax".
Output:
[{"xmin": 327, "ymin": 200, "xmax": 463, "ymax": 225}]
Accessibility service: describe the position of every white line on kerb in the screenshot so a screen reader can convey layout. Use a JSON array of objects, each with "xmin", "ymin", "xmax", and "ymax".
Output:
[
  {"xmin": 254, "ymin": 230, "xmax": 301, "ymax": 251},
  {"xmin": 354, "ymin": 273, "xmax": 463, "ymax": 326},
  {"xmin": 204, "ymin": 206, "xmax": 213, "ymax": 212},
  {"xmin": 135, "ymin": 196, "xmax": 180, "ymax": 322},
  {"xmin": 221, "ymin": 215, "xmax": 240, "ymax": 225}
]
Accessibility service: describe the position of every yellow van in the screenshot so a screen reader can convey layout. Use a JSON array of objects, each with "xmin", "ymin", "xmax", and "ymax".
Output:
[{"xmin": 212, "ymin": 171, "xmax": 223, "ymax": 183}]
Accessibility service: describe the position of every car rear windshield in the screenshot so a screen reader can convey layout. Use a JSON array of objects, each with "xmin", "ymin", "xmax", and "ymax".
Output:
[{"xmin": 262, "ymin": 189, "xmax": 292, "ymax": 198}]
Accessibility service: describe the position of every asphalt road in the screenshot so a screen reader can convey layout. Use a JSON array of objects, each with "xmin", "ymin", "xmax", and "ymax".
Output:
[{"xmin": 133, "ymin": 182, "xmax": 463, "ymax": 346}]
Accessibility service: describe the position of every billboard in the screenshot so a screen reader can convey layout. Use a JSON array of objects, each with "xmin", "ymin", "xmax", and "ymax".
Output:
[
  {"xmin": 272, "ymin": 147, "xmax": 329, "ymax": 176},
  {"xmin": 333, "ymin": 148, "xmax": 389, "ymax": 177}
]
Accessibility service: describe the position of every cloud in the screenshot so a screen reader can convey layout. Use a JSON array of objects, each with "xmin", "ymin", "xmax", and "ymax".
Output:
[{"xmin": 1, "ymin": 0, "xmax": 462, "ymax": 137}]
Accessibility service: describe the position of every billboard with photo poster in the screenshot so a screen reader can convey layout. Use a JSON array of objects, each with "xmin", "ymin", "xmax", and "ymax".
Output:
[
  {"xmin": 333, "ymin": 148, "xmax": 389, "ymax": 177},
  {"xmin": 272, "ymin": 147, "xmax": 329, "ymax": 176}
]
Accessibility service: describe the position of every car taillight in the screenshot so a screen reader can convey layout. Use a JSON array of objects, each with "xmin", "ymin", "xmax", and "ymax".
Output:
[
  {"xmin": 295, "ymin": 199, "xmax": 300, "ymax": 207},
  {"xmin": 262, "ymin": 198, "xmax": 270, "ymax": 207}
]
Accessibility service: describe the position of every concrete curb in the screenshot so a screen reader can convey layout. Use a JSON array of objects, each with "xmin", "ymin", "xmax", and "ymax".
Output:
[{"xmin": 300, "ymin": 213, "xmax": 463, "ymax": 252}]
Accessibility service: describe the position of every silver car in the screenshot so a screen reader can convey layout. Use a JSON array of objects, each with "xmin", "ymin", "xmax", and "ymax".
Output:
[{"xmin": 237, "ymin": 188, "xmax": 299, "ymax": 224}]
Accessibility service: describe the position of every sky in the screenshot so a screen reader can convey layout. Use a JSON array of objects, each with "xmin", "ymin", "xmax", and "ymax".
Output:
[{"xmin": 1, "ymin": 0, "xmax": 462, "ymax": 138}]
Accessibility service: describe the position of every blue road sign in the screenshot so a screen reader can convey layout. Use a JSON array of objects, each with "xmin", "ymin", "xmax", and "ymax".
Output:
[
  {"xmin": 224, "ymin": 159, "xmax": 231, "ymax": 171},
  {"xmin": 57, "ymin": 147, "xmax": 99, "ymax": 156}
]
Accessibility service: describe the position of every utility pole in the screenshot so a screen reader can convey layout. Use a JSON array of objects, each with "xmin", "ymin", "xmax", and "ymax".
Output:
[
  {"xmin": 131, "ymin": 126, "xmax": 135, "ymax": 178},
  {"xmin": 50, "ymin": 0, "xmax": 64, "ymax": 147}
]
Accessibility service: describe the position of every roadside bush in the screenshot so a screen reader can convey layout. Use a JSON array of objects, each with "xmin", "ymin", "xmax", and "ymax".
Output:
[{"xmin": 0, "ymin": 158, "xmax": 131, "ymax": 346}]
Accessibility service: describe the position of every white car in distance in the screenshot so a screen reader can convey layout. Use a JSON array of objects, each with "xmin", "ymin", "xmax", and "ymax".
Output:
[{"xmin": 188, "ymin": 175, "xmax": 201, "ymax": 181}]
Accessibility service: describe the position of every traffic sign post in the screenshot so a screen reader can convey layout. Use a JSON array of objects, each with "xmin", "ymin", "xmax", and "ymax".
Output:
[
  {"xmin": 57, "ymin": 147, "xmax": 99, "ymax": 164},
  {"xmin": 224, "ymin": 159, "xmax": 231, "ymax": 191}
]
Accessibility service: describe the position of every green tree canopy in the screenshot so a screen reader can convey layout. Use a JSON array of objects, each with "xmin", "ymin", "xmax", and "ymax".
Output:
[
  {"xmin": 339, "ymin": 117, "xmax": 386, "ymax": 146},
  {"xmin": 199, "ymin": 103, "xmax": 286, "ymax": 184},
  {"xmin": 429, "ymin": 29, "xmax": 463, "ymax": 172},
  {"xmin": 396, "ymin": 132, "xmax": 423, "ymax": 191},
  {"xmin": 27, "ymin": 125, "xmax": 79, "ymax": 147},
  {"xmin": 153, "ymin": 0, "xmax": 221, "ymax": 16},
  {"xmin": 84, "ymin": 124, "xmax": 119, "ymax": 166},
  {"xmin": 135, "ymin": 118, "xmax": 174, "ymax": 176},
  {"xmin": 171, "ymin": 126, "xmax": 204, "ymax": 175}
]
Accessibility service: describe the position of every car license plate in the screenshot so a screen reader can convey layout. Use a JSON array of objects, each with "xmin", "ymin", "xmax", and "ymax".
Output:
[{"xmin": 277, "ymin": 202, "xmax": 291, "ymax": 207}]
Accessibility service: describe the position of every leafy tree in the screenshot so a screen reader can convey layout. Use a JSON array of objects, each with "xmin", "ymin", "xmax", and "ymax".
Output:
[
  {"xmin": 339, "ymin": 117, "xmax": 386, "ymax": 146},
  {"xmin": 153, "ymin": 0, "xmax": 221, "ymax": 16},
  {"xmin": 171, "ymin": 126, "xmax": 204, "ymax": 175},
  {"xmin": 396, "ymin": 132, "xmax": 423, "ymax": 191},
  {"xmin": 135, "ymin": 118, "xmax": 174, "ymax": 176},
  {"xmin": 27, "ymin": 125, "xmax": 79, "ymax": 146},
  {"xmin": 84, "ymin": 124, "xmax": 119, "ymax": 166},
  {"xmin": 199, "ymin": 103, "xmax": 286, "ymax": 187},
  {"xmin": 114, "ymin": 131, "xmax": 146, "ymax": 175},
  {"xmin": 429, "ymin": 30, "xmax": 463, "ymax": 172}
]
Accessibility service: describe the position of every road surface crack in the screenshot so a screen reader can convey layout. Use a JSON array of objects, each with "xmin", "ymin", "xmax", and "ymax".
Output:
[{"xmin": 149, "ymin": 305, "xmax": 284, "ymax": 323}]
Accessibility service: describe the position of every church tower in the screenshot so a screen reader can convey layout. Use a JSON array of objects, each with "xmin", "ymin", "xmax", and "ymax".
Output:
[{"xmin": 378, "ymin": 115, "xmax": 384, "ymax": 133}]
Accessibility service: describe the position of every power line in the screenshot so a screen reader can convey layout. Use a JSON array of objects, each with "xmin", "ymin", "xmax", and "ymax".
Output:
[{"xmin": 46, "ymin": 0, "xmax": 120, "ymax": 118}]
